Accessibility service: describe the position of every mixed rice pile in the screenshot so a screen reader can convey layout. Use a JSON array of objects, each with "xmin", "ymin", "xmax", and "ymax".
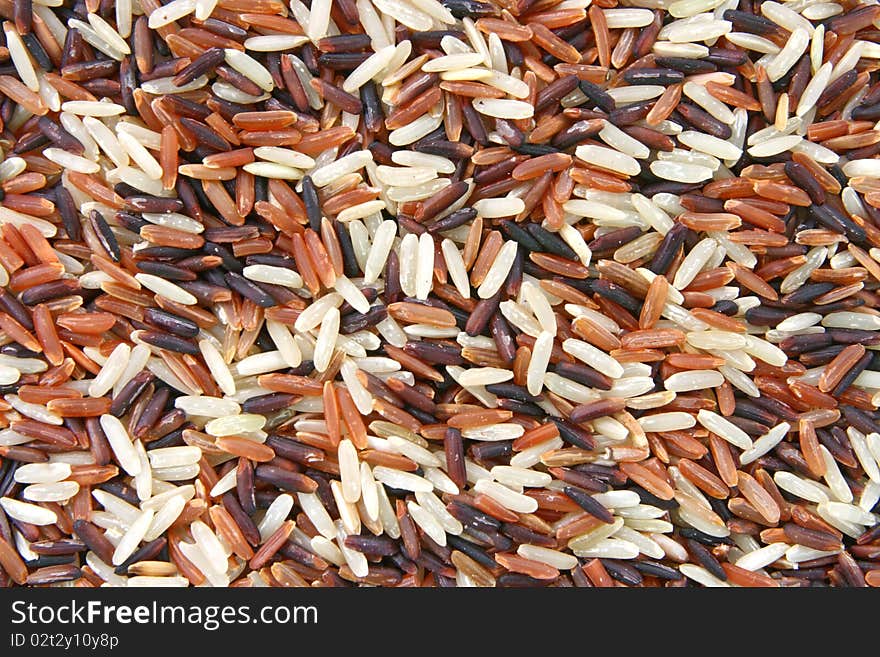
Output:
[{"xmin": 0, "ymin": 0, "xmax": 878, "ymax": 588}]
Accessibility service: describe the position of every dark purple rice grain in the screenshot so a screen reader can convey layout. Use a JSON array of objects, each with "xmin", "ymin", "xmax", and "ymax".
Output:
[
  {"xmin": 235, "ymin": 458, "xmax": 257, "ymax": 516},
  {"xmin": 678, "ymin": 527, "xmax": 732, "ymax": 546},
  {"xmin": 623, "ymin": 68, "xmax": 684, "ymax": 85},
  {"xmin": 25, "ymin": 556, "xmax": 77, "ymax": 571},
  {"xmin": 442, "ymin": 0, "xmax": 496, "ymax": 17},
  {"xmin": 570, "ymin": 565, "xmax": 591, "ymax": 587},
  {"xmin": 609, "ymin": 101, "xmax": 653, "ymax": 126},
  {"xmin": 97, "ymin": 481, "xmax": 140, "ymax": 507},
  {"xmin": 12, "ymin": 132, "xmax": 51, "ymax": 154},
  {"xmin": 317, "ymin": 53, "xmax": 371, "ymax": 70},
  {"xmin": 242, "ymin": 392, "xmax": 300, "ymax": 415},
  {"xmin": 446, "ymin": 508, "xmax": 500, "ymax": 543},
  {"xmin": 857, "ymin": 523, "xmax": 880, "ymax": 545},
  {"xmin": 686, "ymin": 538, "xmax": 727, "ymax": 580},
  {"xmin": 499, "ymin": 572, "xmax": 555, "ymax": 587},
  {"xmin": 577, "ymin": 80, "xmax": 615, "ymax": 113},
  {"xmin": 564, "ymin": 486, "xmax": 615, "ymax": 523},
  {"xmin": 810, "ymin": 204, "xmax": 866, "ymax": 243},
  {"xmin": 402, "ymin": 340, "xmax": 464, "ymax": 366},
  {"xmin": 278, "ymin": 540, "xmax": 328, "ymax": 570},
  {"xmin": 360, "ymin": 82, "xmax": 384, "ymax": 133},
  {"xmin": 705, "ymin": 47, "xmax": 748, "ymax": 66},
  {"xmin": 553, "ymin": 418, "xmax": 596, "ymax": 450},
  {"xmin": 413, "ymin": 139, "xmax": 473, "ymax": 160},
  {"xmin": 733, "ymin": 400, "xmax": 778, "ymax": 425},
  {"xmin": 198, "ymin": 17, "xmax": 247, "ymax": 41},
  {"xmin": 848, "ymin": 141, "xmax": 880, "ymax": 161},
  {"xmin": 180, "ymin": 118, "xmax": 232, "ymax": 152},
  {"xmin": 787, "ymin": 56, "xmax": 812, "ymax": 107},
  {"xmin": 254, "ymin": 464, "xmax": 317, "ymax": 494},
  {"xmin": 37, "ymin": 117, "xmax": 84, "ymax": 154},
  {"xmin": 89, "ymin": 209, "xmax": 121, "ymax": 261},
  {"xmin": 125, "ymin": 195, "xmax": 186, "ymax": 213},
  {"xmin": 28, "ymin": 539, "xmax": 85, "ymax": 557},
  {"xmin": 831, "ymin": 352, "xmax": 873, "ymax": 396},
  {"xmin": 132, "ymin": 387, "xmax": 170, "ymax": 438},
  {"xmin": 836, "ymin": 551, "xmax": 868, "ymax": 587},
  {"xmin": 138, "ymin": 59, "xmax": 190, "ymax": 82},
  {"xmin": 474, "ymin": 156, "xmax": 519, "ymax": 185},
  {"xmin": 828, "ymin": 328, "xmax": 880, "ymax": 345},
  {"xmin": 552, "ymin": 119, "xmax": 604, "ymax": 149},
  {"xmin": 470, "ymin": 441, "xmax": 512, "ymax": 461},
  {"xmin": 344, "ymin": 534, "xmax": 399, "ymax": 556},
  {"xmin": 630, "ymin": 486, "xmax": 680, "ymax": 511},
  {"xmin": 513, "ymin": 143, "xmax": 557, "ymax": 157},
  {"xmin": 589, "ymin": 225, "xmax": 644, "ymax": 254},
  {"xmin": 0, "ymin": 290, "xmax": 33, "ymax": 330},
  {"xmin": 782, "ymin": 282, "xmax": 836, "ymax": 305},
  {"xmin": 339, "ymin": 304, "xmax": 387, "ymax": 334},
  {"xmin": 498, "ymin": 220, "xmax": 542, "ymax": 252},
  {"xmin": 460, "ymin": 100, "xmax": 489, "ymax": 146},
  {"xmin": 500, "ymin": 522, "xmax": 556, "ymax": 547},
  {"xmin": 535, "ymin": 75, "xmax": 579, "ymax": 112},
  {"xmin": 654, "ymin": 57, "xmax": 716, "ymax": 74},
  {"xmin": 265, "ymin": 435, "xmax": 324, "ymax": 465},
  {"xmin": 113, "ymin": 537, "xmax": 166, "ymax": 575},
  {"xmin": 20, "ymin": 279, "xmax": 81, "ymax": 306},
  {"xmin": 822, "ymin": 427, "xmax": 858, "ymax": 467},
  {"xmin": 216, "ymin": 65, "xmax": 265, "ymax": 97},
  {"xmin": 633, "ymin": 559, "xmax": 683, "ymax": 580},
  {"xmin": 504, "ymin": 248, "xmax": 523, "ymax": 298},
  {"xmin": 553, "ymin": 362, "xmax": 613, "ymax": 391},
  {"xmin": 397, "ymin": 215, "xmax": 427, "ymax": 235},
  {"xmin": 136, "ymin": 261, "xmax": 199, "ymax": 281},
  {"xmin": 142, "ymin": 308, "xmax": 200, "ymax": 338},
  {"xmin": 55, "ymin": 187, "xmax": 81, "ymax": 242},
  {"xmin": 623, "ymin": 125, "xmax": 676, "ymax": 152},
  {"xmin": 60, "ymin": 60, "xmax": 119, "ymax": 82},
  {"xmin": 394, "ymin": 73, "xmax": 437, "ymax": 108},
  {"xmin": 496, "ymin": 398, "xmax": 544, "ymax": 416},
  {"xmin": 555, "ymin": 467, "xmax": 610, "ymax": 492},
  {"xmin": 818, "ymin": 69, "xmax": 859, "ymax": 108},
  {"xmin": 727, "ymin": 416, "xmax": 770, "ymax": 437},
  {"xmin": 799, "ymin": 345, "xmax": 847, "ymax": 366},
  {"xmin": 590, "ymin": 279, "xmax": 642, "ymax": 316},
  {"xmin": 109, "ymin": 370, "xmax": 153, "ymax": 417},
  {"xmin": 26, "ymin": 564, "xmax": 83, "ymax": 585},
  {"xmin": 753, "ymin": 396, "xmax": 799, "ymax": 422},
  {"xmin": 851, "ymin": 102, "xmax": 880, "ymax": 121},
  {"xmin": 415, "ymin": 550, "xmax": 454, "ymax": 576},
  {"xmin": 138, "ymin": 246, "xmax": 194, "ymax": 260},
  {"xmin": 526, "ymin": 223, "xmax": 579, "ymax": 260},
  {"xmin": 224, "ymin": 272, "xmax": 276, "ymax": 307},
  {"xmin": 783, "ymin": 523, "xmax": 842, "ymax": 551},
  {"xmin": 85, "ymin": 417, "xmax": 111, "ymax": 466},
  {"xmin": 602, "ymin": 559, "xmax": 643, "ymax": 585},
  {"xmin": 137, "ymin": 330, "xmax": 199, "ymax": 356},
  {"xmin": 316, "ymin": 34, "xmax": 373, "ymax": 52},
  {"xmin": 141, "ymin": 414, "xmax": 186, "ymax": 448},
  {"xmin": 115, "ymin": 211, "xmax": 148, "ymax": 232},
  {"xmin": 722, "ymin": 9, "xmax": 784, "ymax": 36},
  {"xmin": 361, "ymin": 372, "xmax": 397, "ymax": 405},
  {"xmin": 676, "ymin": 103, "xmax": 733, "ymax": 139},
  {"xmin": 744, "ymin": 305, "xmax": 797, "ymax": 327},
  {"xmin": 13, "ymin": 0, "xmax": 32, "ymax": 34},
  {"xmin": 221, "ymin": 492, "xmax": 260, "ymax": 546},
  {"xmin": 119, "ymin": 58, "xmax": 137, "ymax": 114}
]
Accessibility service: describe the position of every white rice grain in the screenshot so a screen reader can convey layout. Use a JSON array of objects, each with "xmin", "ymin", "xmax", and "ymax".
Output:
[
  {"xmin": 100, "ymin": 414, "xmax": 142, "ymax": 477},
  {"xmin": 0, "ymin": 497, "xmax": 58, "ymax": 525}
]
